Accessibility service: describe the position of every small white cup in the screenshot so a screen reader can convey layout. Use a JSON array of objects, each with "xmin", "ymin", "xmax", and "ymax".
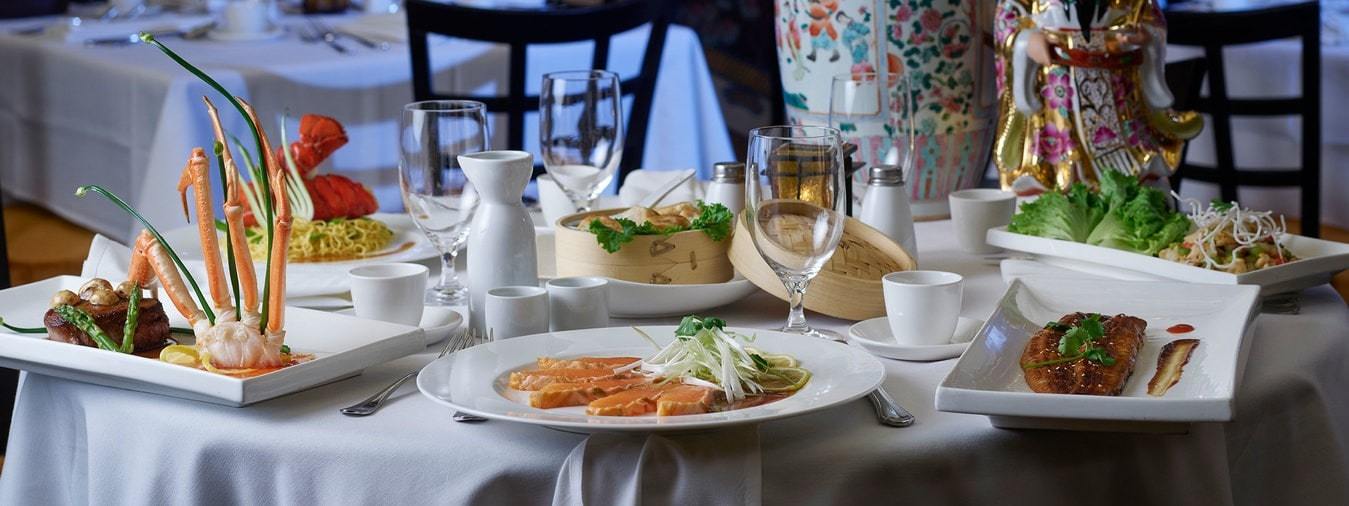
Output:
[
  {"xmin": 537, "ymin": 175, "xmax": 575, "ymax": 228},
  {"xmin": 882, "ymin": 271, "xmax": 963, "ymax": 346},
  {"xmin": 949, "ymin": 189, "xmax": 1017, "ymax": 255},
  {"xmin": 365, "ymin": 0, "xmax": 398, "ymax": 14},
  {"xmin": 219, "ymin": 0, "xmax": 272, "ymax": 35},
  {"xmin": 485, "ymin": 286, "xmax": 549, "ymax": 339},
  {"xmin": 546, "ymin": 277, "xmax": 608, "ymax": 331},
  {"xmin": 348, "ymin": 263, "xmax": 428, "ymax": 326}
]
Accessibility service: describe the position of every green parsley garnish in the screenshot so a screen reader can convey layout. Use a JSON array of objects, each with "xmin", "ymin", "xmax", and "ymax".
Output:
[
  {"xmin": 1024, "ymin": 314, "xmax": 1116, "ymax": 369},
  {"xmin": 587, "ymin": 201, "xmax": 733, "ymax": 253}
]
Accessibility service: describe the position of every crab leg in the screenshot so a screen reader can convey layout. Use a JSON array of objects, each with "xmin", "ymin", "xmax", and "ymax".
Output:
[
  {"xmin": 176, "ymin": 148, "xmax": 232, "ymax": 312},
  {"xmin": 127, "ymin": 231, "xmax": 156, "ymax": 288},
  {"xmin": 241, "ymin": 99, "xmax": 290, "ymax": 334},
  {"xmin": 139, "ymin": 230, "xmax": 206, "ymax": 327},
  {"xmin": 204, "ymin": 97, "xmax": 260, "ymax": 314}
]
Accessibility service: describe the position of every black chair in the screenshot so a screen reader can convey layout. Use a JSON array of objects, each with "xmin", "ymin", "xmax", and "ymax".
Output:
[
  {"xmin": 1165, "ymin": 1, "xmax": 1321, "ymax": 236},
  {"xmin": 405, "ymin": 0, "xmax": 672, "ymax": 186},
  {"xmin": 0, "ymin": 190, "xmax": 13, "ymax": 456}
]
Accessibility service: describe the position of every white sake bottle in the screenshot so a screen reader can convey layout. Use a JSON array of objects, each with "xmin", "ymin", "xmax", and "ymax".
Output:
[
  {"xmin": 459, "ymin": 150, "xmax": 539, "ymax": 334},
  {"xmin": 858, "ymin": 165, "xmax": 917, "ymax": 262}
]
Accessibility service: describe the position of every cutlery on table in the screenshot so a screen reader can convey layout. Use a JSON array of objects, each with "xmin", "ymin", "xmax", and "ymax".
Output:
[
  {"xmin": 868, "ymin": 388, "xmax": 915, "ymax": 427},
  {"xmin": 306, "ymin": 19, "xmax": 349, "ymax": 54},
  {"xmin": 341, "ymin": 328, "xmax": 486, "ymax": 420},
  {"xmin": 310, "ymin": 18, "xmax": 389, "ymax": 51},
  {"xmin": 83, "ymin": 23, "xmax": 214, "ymax": 46}
]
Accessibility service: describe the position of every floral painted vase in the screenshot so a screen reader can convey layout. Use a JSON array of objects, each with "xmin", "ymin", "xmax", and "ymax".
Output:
[{"xmin": 775, "ymin": 0, "xmax": 998, "ymax": 218}]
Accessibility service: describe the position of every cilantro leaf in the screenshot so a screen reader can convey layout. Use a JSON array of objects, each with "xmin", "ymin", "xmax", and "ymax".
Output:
[
  {"xmin": 1211, "ymin": 199, "xmax": 1235, "ymax": 212},
  {"xmin": 675, "ymin": 315, "xmax": 726, "ymax": 337},
  {"xmin": 1044, "ymin": 321, "xmax": 1070, "ymax": 332}
]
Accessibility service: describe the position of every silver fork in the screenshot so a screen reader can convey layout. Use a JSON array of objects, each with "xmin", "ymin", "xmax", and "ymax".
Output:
[
  {"xmin": 305, "ymin": 19, "xmax": 348, "ymax": 54},
  {"xmin": 340, "ymin": 328, "xmax": 483, "ymax": 418}
]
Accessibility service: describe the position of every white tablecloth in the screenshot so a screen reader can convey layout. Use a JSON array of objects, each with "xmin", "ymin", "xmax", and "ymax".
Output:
[
  {"xmin": 3, "ymin": 220, "xmax": 1348, "ymax": 505},
  {"xmin": 0, "ymin": 13, "xmax": 733, "ymax": 243}
]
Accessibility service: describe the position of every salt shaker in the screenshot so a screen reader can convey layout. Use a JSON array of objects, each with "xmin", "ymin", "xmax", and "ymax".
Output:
[
  {"xmin": 859, "ymin": 165, "xmax": 917, "ymax": 261},
  {"xmin": 703, "ymin": 162, "xmax": 745, "ymax": 216}
]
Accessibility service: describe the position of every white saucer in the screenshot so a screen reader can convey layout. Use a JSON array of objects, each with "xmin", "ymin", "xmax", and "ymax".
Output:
[
  {"xmin": 339, "ymin": 306, "xmax": 464, "ymax": 346},
  {"xmin": 848, "ymin": 316, "xmax": 982, "ymax": 362},
  {"xmin": 207, "ymin": 28, "xmax": 285, "ymax": 42}
]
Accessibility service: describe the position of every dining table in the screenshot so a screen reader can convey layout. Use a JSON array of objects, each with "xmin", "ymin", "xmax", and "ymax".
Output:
[
  {"xmin": 1, "ymin": 217, "xmax": 1346, "ymax": 505},
  {"xmin": 0, "ymin": 6, "xmax": 734, "ymax": 243}
]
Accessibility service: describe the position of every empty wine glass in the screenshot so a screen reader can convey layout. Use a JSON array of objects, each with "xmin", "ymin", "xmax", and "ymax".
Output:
[
  {"xmin": 540, "ymin": 70, "xmax": 623, "ymax": 212},
  {"xmin": 399, "ymin": 100, "xmax": 487, "ymax": 306},
  {"xmin": 829, "ymin": 71, "xmax": 916, "ymax": 206},
  {"xmin": 745, "ymin": 125, "xmax": 848, "ymax": 340}
]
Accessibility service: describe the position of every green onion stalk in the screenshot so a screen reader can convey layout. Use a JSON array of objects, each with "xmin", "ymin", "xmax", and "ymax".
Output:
[
  {"xmin": 140, "ymin": 32, "xmax": 276, "ymax": 332},
  {"xmin": 0, "ymin": 317, "xmax": 46, "ymax": 334},
  {"xmin": 75, "ymin": 185, "xmax": 215, "ymax": 325},
  {"xmin": 214, "ymin": 142, "xmax": 242, "ymax": 314}
]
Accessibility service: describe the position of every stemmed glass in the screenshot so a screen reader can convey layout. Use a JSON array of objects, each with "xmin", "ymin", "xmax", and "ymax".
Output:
[
  {"xmin": 744, "ymin": 125, "xmax": 848, "ymax": 340},
  {"xmin": 539, "ymin": 70, "xmax": 623, "ymax": 212},
  {"xmin": 829, "ymin": 71, "xmax": 916, "ymax": 205},
  {"xmin": 399, "ymin": 100, "xmax": 488, "ymax": 305}
]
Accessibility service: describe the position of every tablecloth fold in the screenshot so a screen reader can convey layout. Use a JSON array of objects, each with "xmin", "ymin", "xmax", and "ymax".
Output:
[{"xmin": 553, "ymin": 427, "xmax": 761, "ymax": 506}]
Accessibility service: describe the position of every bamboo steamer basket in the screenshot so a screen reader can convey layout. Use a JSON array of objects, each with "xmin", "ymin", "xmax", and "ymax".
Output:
[
  {"xmin": 554, "ymin": 208, "xmax": 734, "ymax": 285},
  {"xmin": 728, "ymin": 211, "xmax": 916, "ymax": 321}
]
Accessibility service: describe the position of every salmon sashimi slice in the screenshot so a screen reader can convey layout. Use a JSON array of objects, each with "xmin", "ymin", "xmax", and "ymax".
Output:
[
  {"xmin": 508, "ymin": 368, "xmax": 629, "ymax": 391},
  {"xmin": 528, "ymin": 377, "xmax": 653, "ymax": 409},
  {"xmin": 656, "ymin": 385, "xmax": 716, "ymax": 416},
  {"xmin": 536, "ymin": 356, "xmax": 640, "ymax": 370},
  {"xmin": 586, "ymin": 385, "xmax": 675, "ymax": 416}
]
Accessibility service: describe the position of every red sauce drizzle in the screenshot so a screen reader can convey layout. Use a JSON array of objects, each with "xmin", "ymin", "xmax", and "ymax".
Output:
[{"xmin": 1167, "ymin": 324, "xmax": 1195, "ymax": 334}]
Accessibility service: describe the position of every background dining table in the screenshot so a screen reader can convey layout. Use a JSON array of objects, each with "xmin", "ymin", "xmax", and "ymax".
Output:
[
  {"xmin": 1, "ymin": 218, "xmax": 1345, "ymax": 505},
  {"xmin": 0, "ymin": 7, "xmax": 734, "ymax": 243}
]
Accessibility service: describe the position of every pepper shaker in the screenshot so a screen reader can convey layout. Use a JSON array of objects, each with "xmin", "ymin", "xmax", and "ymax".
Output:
[
  {"xmin": 859, "ymin": 165, "xmax": 917, "ymax": 261},
  {"xmin": 704, "ymin": 161, "xmax": 745, "ymax": 216}
]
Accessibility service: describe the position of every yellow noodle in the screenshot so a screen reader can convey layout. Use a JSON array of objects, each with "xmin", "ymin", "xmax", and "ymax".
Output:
[{"xmin": 246, "ymin": 218, "xmax": 394, "ymax": 262}]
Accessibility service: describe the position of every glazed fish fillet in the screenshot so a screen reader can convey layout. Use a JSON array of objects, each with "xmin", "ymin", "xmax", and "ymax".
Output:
[
  {"xmin": 536, "ymin": 356, "xmax": 640, "ymax": 370},
  {"xmin": 528, "ymin": 377, "xmax": 652, "ymax": 409},
  {"xmin": 1020, "ymin": 313, "xmax": 1147, "ymax": 396},
  {"xmin": 508, "ymin": 368, "xmax": 631, "ymax": 391}
]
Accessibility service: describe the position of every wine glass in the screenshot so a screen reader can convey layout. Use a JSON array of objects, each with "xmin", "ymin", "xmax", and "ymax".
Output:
[
  {"xmin": 744, "ymin": 125, "xmax": 848, "ymax": 340},
  {"xmin": 829, "ymin": 71, "xmax": 916, "ymax": 206},
  {"xmin": 539, "ymin": 70, "xmax": 623, "ymax": 212},
  {"xmin": 399, "ymin": 100, "xmax": 488, "ymax": 306}
]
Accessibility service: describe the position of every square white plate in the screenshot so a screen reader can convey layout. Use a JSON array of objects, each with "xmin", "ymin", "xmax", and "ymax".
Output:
[
  {"xmin": 0, "ymin": 276, "xmax": 425, "ymax": 406},
  {"xmin": 935, "ymin": 276, "xmax": 1260, "ymax": 431},
  {"xmin": 986, "ymin": 226, "xmax": 1349, "ymax": 296}
]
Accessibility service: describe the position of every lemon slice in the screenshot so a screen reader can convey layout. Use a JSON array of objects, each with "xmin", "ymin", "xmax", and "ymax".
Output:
[
  {"xmin": 159, "ymin": 345, "xmax": 201, "ymax": 367},
  {"xmin": 758, "ymin": 367, "xmax": 811, "ymax": 392},
  {"xmin": 760, "ymin": 354, "xmax": 800, "ymax": 368}
]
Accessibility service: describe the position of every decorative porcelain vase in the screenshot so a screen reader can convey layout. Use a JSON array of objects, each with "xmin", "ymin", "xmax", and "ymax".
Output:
[
  {"xmin": 774, "ymin": 0, "xmax": 998, "ymax": 218},
  {"xmin": 459, "ymin": 150, "xmax": 539, "ymax": 334}
]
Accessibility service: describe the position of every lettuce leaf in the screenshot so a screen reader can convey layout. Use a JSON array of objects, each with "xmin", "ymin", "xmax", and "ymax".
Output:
[
  {"xmin": 1085, "ymin": 172, "xmax": 1191, "ymax": 255},
  {"xmin": 1007, "ymin": 183, "xmax": 1106, "ymax": 243}
]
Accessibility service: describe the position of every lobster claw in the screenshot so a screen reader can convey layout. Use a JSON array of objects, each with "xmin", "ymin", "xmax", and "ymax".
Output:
[{"xmin": 278, "ymin": 114, "xmax": 348, "ymax": 179}]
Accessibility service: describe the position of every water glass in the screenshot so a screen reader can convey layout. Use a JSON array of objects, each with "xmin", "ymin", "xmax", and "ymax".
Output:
[
  {"xmin": 399, "ymin": 100, "xmax": 488, "ymax": 305},
  {"xmin": 540, "ymin": 70, "xmax": 623, "ymax": 212},
  {"xmin": 745, "ymin": 125, "xmax": 848, "ymax": 340}
]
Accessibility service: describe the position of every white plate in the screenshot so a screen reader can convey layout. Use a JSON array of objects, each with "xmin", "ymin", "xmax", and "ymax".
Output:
[
  {"xmin": 165, "ymin": 213, "xmax": 439, "ymax": 297},
  {"xmin": 0, "ymin": 276, "xmax": 425, "ymax": 406},
  {"xmin": 416, "ymin": 325, "xmax": 885, "ymax": 432},
  {"xmin": 935, "ymin": 277, "xmax": 1260, "ymax": 431},
  {"xmin": 987, "ymin": 226, "xmax": 1349, "ymax": 296},
  {"xmin": 848, "ymin": 316, "xmax": 980, "ymax": 361},
  {"xmin": 206, "ymin": 28, "xmax": 286, "ymax": 42},
  {"xmin": 338, "ymin": 305, "xmax": 463, "ymax": 346}
]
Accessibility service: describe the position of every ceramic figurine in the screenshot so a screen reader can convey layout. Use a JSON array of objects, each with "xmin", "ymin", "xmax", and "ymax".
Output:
[
  {"xmin": 993, "ymin": 0, "xmax": 1203, "ymax": 195},
  {"xmin": 776, "ymin": 0, "xmax": 997, "ymax": 218}
]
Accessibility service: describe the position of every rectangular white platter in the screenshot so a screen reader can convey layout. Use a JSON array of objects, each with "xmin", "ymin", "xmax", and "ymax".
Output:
[
  {"xmin": 0, "ymin": 276, "xmax": 425, "ymax": 406},
  {"xmin": 986, "ymin": 226, "xmax": 1349, "ymax": 296},
  {"xmin": 935, "ymin": 276, "xmax": 1260, "ymax": 432}
]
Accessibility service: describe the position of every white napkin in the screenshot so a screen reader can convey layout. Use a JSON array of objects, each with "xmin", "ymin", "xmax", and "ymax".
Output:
[
  {"xmin": 336, "ymin": 13, "xmax": 407, "ymax": 44},
  {"xmin": 82, "ymin": 234, "xmax": 352, "ymax": 299},
  {"xmin": 618, "ymin": 169, "xmax": 704, "ymax": 208},
  {"xmin": 552, "ymin": 426, "xmax": 761, "ymax": 506}
]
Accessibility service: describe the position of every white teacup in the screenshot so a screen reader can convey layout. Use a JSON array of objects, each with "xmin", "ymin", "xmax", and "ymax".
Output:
[
  {"xmin": 348, "ymin": 263, "xmax": 428, "ymax": 326},
  {"xmin": 882, "ymin": 271, "xmax": 963, "ymax": 346},
  {"xmin": 485, "ymin": 286, "xmax": 549, "ymax": 339},
  {"xmin": 949, "ymin": 189, "xmax": 1017, "ymax": 255},
  {"xmin": 546, "ymin": 277, "xmax": 608, "ymax": 331},
  {"xmin": 219, "ymin": 0, "xmax": 273, "ymax": 35}
]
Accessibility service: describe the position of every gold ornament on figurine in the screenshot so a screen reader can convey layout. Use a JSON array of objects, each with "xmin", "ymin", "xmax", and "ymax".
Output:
[{"xmin": 992, "ymin": 0, "xmax": 1203, "ymax": 195}]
